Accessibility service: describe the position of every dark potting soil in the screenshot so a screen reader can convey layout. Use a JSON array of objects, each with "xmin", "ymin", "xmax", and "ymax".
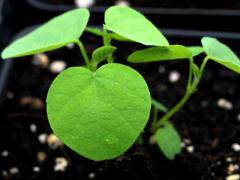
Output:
[
  {"xmin": 37, "ymin": 0, "xmax": 240, "ymax": 9},
  {"xmin": 1, "ymin": 34, "xmax": 240, "ymax": 180}
]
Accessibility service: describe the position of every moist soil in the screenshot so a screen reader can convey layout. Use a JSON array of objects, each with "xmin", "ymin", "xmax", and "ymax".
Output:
[
  {"xmin": 38, "ymin": 0, "xmax": 240, "ymax": 9},
  {"xmin": 0, "ymin": 34, "xmax": 240, "ymax": 180}
]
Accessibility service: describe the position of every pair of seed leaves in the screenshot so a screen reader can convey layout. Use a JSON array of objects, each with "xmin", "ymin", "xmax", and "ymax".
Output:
[{"xmin": 2, "ymin": 6, "xmax": 240, "ymax": 161}]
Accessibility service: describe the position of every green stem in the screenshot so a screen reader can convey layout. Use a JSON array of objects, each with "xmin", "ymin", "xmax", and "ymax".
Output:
[
  {"xmin": 103, "ymin": 26, "xmax": 110, "ymax": 45},
  {"xmin": 152, "ymin": 57, "xmax": 209, "ymax": 131},
  {"xmin": 149, "ymin": 107, "xmax": 159, "ymax": 133},
  {"xmin": 103, "ymin": 26, "xmax": 114, "ymax": 63},
  {"xmin": 187, "ymin": 58, "xmax": 194, "ymax": 91},
  {"xmin": 76, "ymin": 40, "xmax": 90, "ymax": 69},
  {"xmin": 191, "ymin": 56, "xmax": 209, "ymax": 92}
]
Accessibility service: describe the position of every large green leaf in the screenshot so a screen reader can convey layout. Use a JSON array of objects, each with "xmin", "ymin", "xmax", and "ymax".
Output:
[
  {"xmin": 85, "ymin": 27, "xmax": 103, "ymax": 37},
  {"xmin": 201, "ymin": 37, "xmax": 240, "ymax": 73},
  {"xmin": 156, "ymin": 123, "xmax": 181, "ymax": 160},
  {"xmin": 85, "ymin": 27, "xmax": 132, "ymax": 42},
  {"xmin": 188, "ymin": 46, "xmax": 204, "ymax": 57},
  {"xmin": 110, "ymin": 33, "xmax": 133, "ymax": 42},
  {"xmin": 128, "ymin": 45, "xmax": 192, "ymax": 63},
  {"xmin": 2, "ymin": 9, "xmax": 90, "ymax": 59},
  {"xmin": 105, "ymin": 6, "xmax": 169, "ymax": 46},
  {"xmin": 47, "ymin": 63, "xmax": 151, "ymax": 161}
]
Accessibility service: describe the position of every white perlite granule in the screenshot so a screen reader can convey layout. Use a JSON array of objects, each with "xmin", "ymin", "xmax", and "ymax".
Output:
[
  {"xmin": 115, "ymin": 1, "xmax": 130, "ymax": 6},
  {"xmin": 226, "ymin": 174, "xmax": 240, "ymax": 180},
  {"xmin": 88, "ymin": 172, "xmax": 96, "ymax": 179},
  {"xmin": 38, "ymin": 133, "xmax": 48, "ymax": 144},
  {"xmin": 186, "ymin": 146, "xmax": 194, "ymax": 153},
  {"xmin": 217, "ymin": 98, "xmax": 233, "ymax": 110},
  {"xmin": 50, "ymin": 60, "xmax": 67, "ymax": 74},
  {"xmin": 54, "ymin": 157, "xmax": 68, "ymax": 172},
  {"xmin": 169, "ymin": 70, "xmax": 180, "ymax": 83},
  {"xmin": 75, "ymin": 0, "xmax": 95, "ymax": 8},
  {"xmin": 232, "ymin": 143, "xmax": 240, "ymax": 152}
]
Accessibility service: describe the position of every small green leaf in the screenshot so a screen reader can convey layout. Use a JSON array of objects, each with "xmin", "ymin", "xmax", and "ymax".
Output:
[
  {"xmin": 201, "ymin": 37, "xmax": 240, "ymax": 73},
  {"xmin": 151, "ymin": 98, "xmax": 168, "ymax": 113},
  {"xmin": 92, "ymin": 46, "xmax": 117, "ymax": 64},
  {"xmin": 156, "ymin": 123, "xmax": 181, "ymax": 160},
  {"xmin": 47, "ymin": 63, "xmax": 151, "ymax": 161},
  {"xmin": 2, "ymin": 9, "xmax": 90, "ymax": 59},
  {"xmin": 128, "ymin": 45, "xmax": 192, "ymax": 63},
  {"xmin": 188, "ymin": 46, "xmax": 204, "ymax": 57},
  {"xmin": 105, "ymin": 6, "xmax": 169, "ymax": 46},
  {"xmin": 90, "ymin": 45, "xmax": 117, "ymax": 70}
]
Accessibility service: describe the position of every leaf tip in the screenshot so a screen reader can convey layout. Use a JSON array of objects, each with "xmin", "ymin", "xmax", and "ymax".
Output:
[
  {"xmin": 201, "ymin": 36, "xmax": 217, "ymax": 44},
  {"xmin": 127, "ymin": 54, "xmax": 135, "ymax": 63},
  {"xmin": 1, "ymin": 48, "xmax": 10, "ymax": 60}
]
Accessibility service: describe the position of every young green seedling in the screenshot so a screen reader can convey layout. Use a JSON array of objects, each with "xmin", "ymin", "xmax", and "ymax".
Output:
[
  {"xmin": 1, "ymin": 8, "xmax": 151, "ymax": 161},
  {"xmin": 2, "ymin": 6, "xmax": 240, "ymax": 161},
  {"xmin": 127, "ymin": 33, "xmax": 240, "ymax": 160}
]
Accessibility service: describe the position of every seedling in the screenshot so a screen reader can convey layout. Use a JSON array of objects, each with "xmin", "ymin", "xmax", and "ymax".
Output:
[{"xmin": 2, "ymin": 6, "xmax": 240, "ymax": 161}]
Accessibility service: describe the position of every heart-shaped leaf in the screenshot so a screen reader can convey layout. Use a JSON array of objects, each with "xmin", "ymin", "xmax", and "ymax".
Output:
[
  {"xmin": 105, "ymin": 6, "xmax": 169, "ymax": 46},
  {"xmin": 128, "ymin": 45, "xmax": 192, "ymax": 63},
  {"xmin": 156, "ymin": 123, "xmax": 181, "ymax": 160},
  {"xmin": 47, "ymin": 63, "xmax": 151, "ymax": 161},
  {"xmin": 201, "ymin": 37, "xmax": 240, "ymax": 73},
  {"xmin": 2, "ymin": 9, "xmax": 90, "ymax": 59}
]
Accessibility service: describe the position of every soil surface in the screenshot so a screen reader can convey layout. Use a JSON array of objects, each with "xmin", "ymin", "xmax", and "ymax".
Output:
[
  {"xmin": 1, "ymin": 34, "xmax": 240, "ymax": 180},
  {"xmin": 37, "ymin": 0, "xmax": 240, "ymax": 9}
]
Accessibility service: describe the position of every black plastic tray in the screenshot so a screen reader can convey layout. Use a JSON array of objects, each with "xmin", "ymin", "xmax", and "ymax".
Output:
[
  {"xmin": 0, "ymin": 0, "xmax": 13, "ymax": 105},
  {"xmin": 26, "ymin": 0, "xmax": 240, "ymax": 33},
  {"xmin": 0, "ymin": 0, "xmax": 39, "ymax": 105}
]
